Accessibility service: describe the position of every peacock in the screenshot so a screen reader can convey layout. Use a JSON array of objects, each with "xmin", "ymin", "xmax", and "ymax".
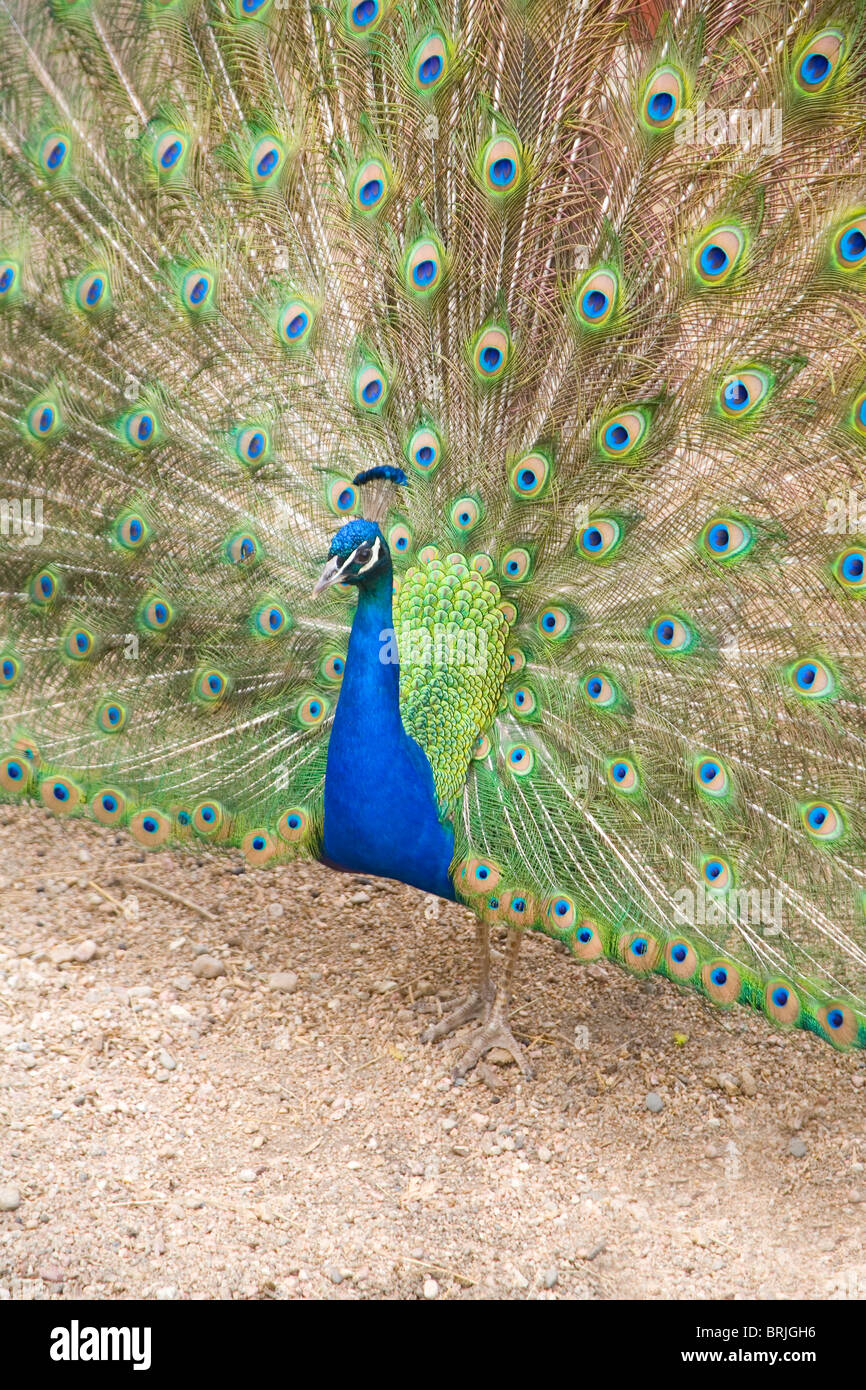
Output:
[{"xmin": 1, "ymin": 0, "xmax": 865, "ymax": 1080}]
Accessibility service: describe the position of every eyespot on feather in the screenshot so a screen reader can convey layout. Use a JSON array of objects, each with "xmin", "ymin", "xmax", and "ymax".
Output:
[
  {"xmin": 665, "ymin": 939, "xmax": 699, "ymax": 980},
  {"xmin": 91, "ymin": 788, "xmax": 128, "ymax": 826},
  {"xmin": 794, "ymin": 29, "xmax": 845, "ymax": 95},
  {"xmin": 243, "ymin": 829, "xmax": 275, "ymax": 865},
  {"xmin": 801, "ymin": 799, "xmax": 845, "ymax": 842},
  {"xmin": 818, "ymin": 1001, "xmax": 859, "ymax": 1047},
  {"xmin": 574, "ymin": 267, "xmax": 619, "ymax": 328},
  {"xmin": 277, "ymin": 807, "xmax": 309, "ymax": 842},
  {"xmin": 577, "ymin": 517, "xmax": 622, "ymax": 559},
  {"xmin": 702, "ymin": 959, "xmax": 741, "ymax": 1004},
  {"xmin": 480, "ymin": 134, "xmax": 523, "ymax": 196},
  {"xmin": 693, "ymin": 225, "xmax": 746, "ymax": 286},
  {"xmin": 718, "ymin": 369, "xmax": 771, "ymax": 418},
  {"xmin": 606, "ymin": 756, "xmax": 639, "ymax": 793},
  {"xmin": 620, "ymin": 931, "xmax": 660, "ymax": 971},
  {"xmin": 130, "ymin": 807, "xmax": 171, "ymax": 846},
  {"xmin": 573, "ymin": 919, "xmax": 605, "ymax": 960},
  {"xmin": 764, "ymin": 980, "xmax": 800, "ymax": 1025},
  {"xmin": 598, "ymin": 408, "xmax": 647, "ymax": 458},
  {"xmin": 694, "ymin": 755, "xmax": 730, "ymax": 798},
  {"xmin": 39, "ymin": 775, "xmax": 83, "ymax": 814},
  {"xmin": 471, "ymin": 326, "xmax": 510, "ymax": 382}
]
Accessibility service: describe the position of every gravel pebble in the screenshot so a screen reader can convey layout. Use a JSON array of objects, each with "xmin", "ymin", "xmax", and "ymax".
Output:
[
  {"xmin": 268, "ymin": 971, "xmax": 298, "ymax": 993},
  {"xmin": 645, "ymin": 1092, "xmax": 664, "ymax": 1114},
  {"xmin": 789, "ymin": 1139, "xmax": 808, "ymax": 1159},
  {"xmin": 0, "ymin": 1185, "xmax": 21, "ymax": 1212},
  {"xmin": 192, "ymin": 954, "xmax": 226, "ymax": 980},
  {"xmin": 423, "ymin": 1278, "xmax": 439, "ymax": 1299},
  {"xmin": 541, "ymin": 1266, "xmax": 558, "ymax": 1289}
]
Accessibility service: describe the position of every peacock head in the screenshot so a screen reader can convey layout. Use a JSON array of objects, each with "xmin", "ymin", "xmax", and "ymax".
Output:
[
  {"xmin": 313, "ymin": 465, "xmax": 406, "ymax": 596},
  {"xmin": 313, "ymin": 518, "xmax": 390, "ymax": 595}
]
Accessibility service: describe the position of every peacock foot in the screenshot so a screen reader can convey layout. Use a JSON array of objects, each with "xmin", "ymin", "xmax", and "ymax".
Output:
[
  {"xmin": 421, "ymin": 988, "xmax": 534, "ymax": 1081},
  {"xmin": 420, "ymin": 923, "xmax": 532, "ymax": 1081},
  {"xmin": 420, "ymin": 990, "xmax": 489, "ymax": 1045},
  {"xmin": 448, "ymin": 1006, "xmax": 534, "ymax": 1082}
]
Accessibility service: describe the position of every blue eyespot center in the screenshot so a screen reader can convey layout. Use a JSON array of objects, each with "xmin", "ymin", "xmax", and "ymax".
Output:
[
  {"xmin": 490, "ymin": 156, "xmax": 515, "ymax": 186},
  {"xmin": 480, "ymin": 346, "xmax": 502, "ymax": 372},
  {"xmin": 178, "ymin": 811, "xmax": 191, "ymax": 825},
  {"xmin": 605, "ymin": 423, "xmax": 629, "ymax": 449},
  {"xmin": 46, "ymin": 139, "xmax": 67, "ymax": 170},
  {"xmin": 53, "ymin": 783, "xmax": 69, "ymax": 802},
  {"xmin": 286, "ymin": 312, "xmax": 307, "ymax": 338},
  {"xmin": 189, "ymin": 276, "xmax": 208, "ymax": 305},
  {"xmin": 648, "ymin": 91, "xmax": 674, "ymax": 121},
  {"xmin": 107, "ymin": 706, "xmax": 120, "ymax": 723},
  {"xmin": 352, "ymin": 0, "xmax": 377, "ymax": 25},
  {"xmin": 708, "ymin": 524, "xmax": 730, "ymax": 550},
  {"xmin": 612, "ymin": 762, "xmax": 628, "ymax": 781},
  {"xmin": 554, "ymin": 899, "xmax": 569, "ymax": 916},
  {"xmin": 578, "ymin": 927, "xmax": 593, "ymax": 943},
  {"xmin": 413, "ymin": 258, "xmax": 436, "ymax": 286},
  {"xmin": 583, "ymin": 526, "xmax": 602, "ymax": 550},
  {"xmin": 808, "ymin": 806, "xmax": 827, "ymax": 829},
  {"xmin": 724, "ymin": 379, "xmax": 749, "ymax": 410},
  {"xmin": 711, "ymin": 966, "xmax": 728, "ymax": 987},
  {"xmin": 2, "ymin": 660, "xmax": 14, "ymax": 680},
  {"xmin": 700, "ymin": 762, "xmax": 719, "ymax": 782},
  {"xmin": 631, "ymin": 937, "xmax": 648, "ymax": 955},
  {"xmin": 582, "ymin": 289, "xmax": 608, "ymax": 318},
  {"xmin": 416, "ymin": 445, "xmax": 433, "ymax": 464},
  {"xmin": 137, "ymin": 415, "xmax": 153, "ymax": 441},
  {"xmin": 85, "ymin": 277, "xmax": 104, "ymax": 305},
  {"xmin": 362, "ymin": 378, "xmax": 382, "ymax": 403},
  {"xmin": 672, "ymin": 944, "xmax": 688, "ymax": 963},
  {"xmin": 842, "ymin": 552, "xmax": 864, "ymax": 580},
  {"xmin": 587, "ymin": 677, "xmax": 602, "ymax": 697},
  {"xmin": 359, "ymin": 178, "xmax": 383, "ymax": 206},
  {"xmin": 257, "ymin": 147, "xmax": 279, "ymax": 178},
  {"xmin": 418, "ymin": 55, "xmax": 443, "ymax": 85},
  {"xmin": 129, "ymin": 520, "xmax": 142, "ymax": 541},
  {"xmin": 102, "ymin": 795, "xmax": 117, "ymax": 812},
  {"xmin": 772, "ymin": 986, "xmax": 789, "ymax": 1007},
  {"xmin": 796, "ymin": 663, "xmax": 816, "ymax": 688},
  {"xmin": 7, "ymin": 761, "xmax": 22, "ymax": 780},
  {"xmin": 705, "ymin": 861, "xmax": 722, "ymax": 880},
  {"xmin": 161, "ymin": 140, "xmax": 182, "ymax": 169},
  {"xmin": 0, "ymin": 267, "xmax": 14, "ymax": 293},
  {"xmin": 142, "ymin": 816, "xmax": 158, "ymax": 834},
  {"xmin": 288, "ymin": 814, "xmax": 301, "ymax": 829},
  {"xmin": 252, "ymin": 835, "xmax": 266, "ymax": 851},
  {"xmin": 656, "ymin": 620, "xmax": 674, "ymax": 644},
  {"xmin": 801, "ymin": 51, "xmax": 830, "ymax": 84},
  {"xmin": 518, "ymin": 469, "xmax": 537, "ymax": 491},
  {"xmin": 39, "ymin": 407, "xmax": 54, "ymax": 433},
  {"xmin": 827, "ymin": 1008, "xmax": 844, "ymax": 1029},
  {"xmin": 700, "ymin": 243, "xmax": 728, "ymax": 274},
  {"xmin": 840, "ymin": 228, "xmax": 866, "ymax": 263}
]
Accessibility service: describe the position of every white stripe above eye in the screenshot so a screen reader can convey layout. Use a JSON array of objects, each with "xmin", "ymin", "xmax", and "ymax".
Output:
[{"xmin": 356, "ymin": 537, "xmax": 381, "ymax": 574}]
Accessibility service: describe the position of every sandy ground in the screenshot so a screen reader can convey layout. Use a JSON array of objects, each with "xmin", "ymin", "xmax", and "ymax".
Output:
[{"xmin": 0, "ymin": 804, "xmax": 864, "ymax": 1302}]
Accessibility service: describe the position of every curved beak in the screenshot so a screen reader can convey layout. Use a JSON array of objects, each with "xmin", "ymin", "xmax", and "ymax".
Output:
[{"xmin": 312, "ymin": 555, "xmax": 345, "ymax": 597}]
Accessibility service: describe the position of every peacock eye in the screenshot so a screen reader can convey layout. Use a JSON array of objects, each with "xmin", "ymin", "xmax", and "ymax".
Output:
[{"xmin": 355, "ymin": 544, "xmax": 372, "ymax": 563}]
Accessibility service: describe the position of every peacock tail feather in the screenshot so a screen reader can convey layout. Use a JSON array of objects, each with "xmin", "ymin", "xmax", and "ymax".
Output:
[{"xmin": 0, "ymin": 0, "xmax": 865, "ymax": 1048}]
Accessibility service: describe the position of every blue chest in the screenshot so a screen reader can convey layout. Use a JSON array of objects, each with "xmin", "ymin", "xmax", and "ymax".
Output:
[{"xmin": 321, "ymin": 571, "xmax": 456, "ymax": 900}]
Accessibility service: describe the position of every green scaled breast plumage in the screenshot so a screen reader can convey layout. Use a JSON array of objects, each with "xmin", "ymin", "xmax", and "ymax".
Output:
[{"xmin": 0, "ymin": 0, "xmax": 864, "ymax": 1066}]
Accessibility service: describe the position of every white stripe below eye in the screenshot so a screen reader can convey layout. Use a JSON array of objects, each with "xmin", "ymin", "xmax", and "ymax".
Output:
[{"xmin": 356, "ymin": 537, "xmax": 381, "ymax": 574}]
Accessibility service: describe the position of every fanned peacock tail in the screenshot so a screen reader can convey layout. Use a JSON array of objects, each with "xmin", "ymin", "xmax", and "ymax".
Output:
[{"xmin": 0, "ymin": 0, "xmax": 865, "ymax": 1048}]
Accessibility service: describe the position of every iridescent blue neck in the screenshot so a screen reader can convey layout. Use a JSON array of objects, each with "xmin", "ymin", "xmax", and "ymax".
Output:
[{"xmin": 322, "ymin": 564, "xmax": 455, "ymax": 899}]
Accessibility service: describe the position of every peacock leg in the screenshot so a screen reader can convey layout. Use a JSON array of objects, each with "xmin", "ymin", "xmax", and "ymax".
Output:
[
  {"xmin": 449, "ymin": 929, "xmax": 533, "ymax": 1081},
  {"xmin": 420, "ymin": 918, "xmax": 493, "ymax": 1044}
]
